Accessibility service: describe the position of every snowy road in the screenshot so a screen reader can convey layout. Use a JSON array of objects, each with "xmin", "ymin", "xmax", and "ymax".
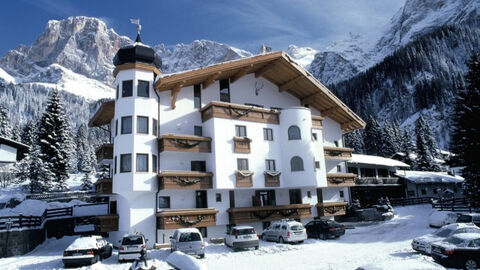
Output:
[{"xmin": 0, "ymin": 205, "xmax": 452, "ymax": 270}]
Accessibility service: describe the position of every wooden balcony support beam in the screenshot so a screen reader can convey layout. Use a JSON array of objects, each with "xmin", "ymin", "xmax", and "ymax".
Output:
[
  {"xmin": 202, "ymin": 72, "xmax": 221, "ymax": 89},
  {"xmin": 279, "ymin": 76, "xmax": 302, "ymax": 92},
  {"xmin": 170, "ymin": 82, "xmax": 185, "ymax": 109}
]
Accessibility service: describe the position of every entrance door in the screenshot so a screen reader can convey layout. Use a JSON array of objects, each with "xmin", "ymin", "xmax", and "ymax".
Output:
[
  {"xmin": 109, "ymin": 201, "xmax": 117, "ymax": 214},
  {"xmin": 196, "ymin": 190, "xmax": 208, "ymax": 208},
  {"xmin": 289, "ymin": 189, "xmax": 302, "ymax": 204},
  {"xmin": 229, "ymin": 190, "xmax": 235, "ymax": 208}
]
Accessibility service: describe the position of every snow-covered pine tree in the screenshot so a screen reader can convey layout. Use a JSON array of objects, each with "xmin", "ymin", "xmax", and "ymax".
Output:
[
  {"xmin": 391, "ymin": 120, "xmax": 403, "ymax": 153},
  {"xmin": 0, "ymin": 104, "xmax": 13, "ymax": 138},
  {"xmin": 96, "ymin": 163, "xmax": 110, "ymax": 180},
  {"xmin": 80, "ymin": 147, "xmax": 93, "ymax": 191},
  {"xmin": 415, "ymin": 115, "xmax": 441, "ymax": 171},
  {"xmin": 15, "ymin": 146, "xmax": 56, "ymax": 193},
  {"xmin": 37, "ymin": 89, "xmax": 73, "ymax": 191},
  {"xmin": 379, "ymin": 120, "xmax": 397, "ymax": 158},
  {"xmin": 344, "ymin": 129, "xmax": 365, "ymax": 154},
  {"xmin": 75, "ymin": 124, "xmax": 89, "ymax": 173},
  {"xmin": 11, "ymin": 126, "xmax": 21, "ymax": 141},
  {"xmin": 398, "ymin": 128, "xmax": 417, "ymax": 168},
  {"xmin": 20, "ymin": 120, "xmax": 37, "ymax": 146},
  {"xmin": 450, "ymin": 53, "xmax": 480, "ymax": 207},
  {"xmin": 364, "ymin": 115, "xmax": 382, "ymax": 156},
  {"xmin": 416, "ymin": 114, "xmax": 441, "ymax": 158}
]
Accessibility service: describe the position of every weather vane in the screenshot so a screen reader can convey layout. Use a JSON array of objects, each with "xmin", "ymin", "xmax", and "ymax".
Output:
[{"xmin": 130, "ymin": 18, "xmax": 141, "ymax": 35}]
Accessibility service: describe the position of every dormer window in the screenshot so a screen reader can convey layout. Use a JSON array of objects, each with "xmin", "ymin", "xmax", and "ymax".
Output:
[
  {"xmin": 138, "ymin": 80, "xmax": 149, "ymax": 97},
  {"xmin": 122, "ymin": 80, "xmax": 133, "ymax": 97},
  {"xmin": 220, "ymin": 79, "xmax": 230, "ymax": 102}
]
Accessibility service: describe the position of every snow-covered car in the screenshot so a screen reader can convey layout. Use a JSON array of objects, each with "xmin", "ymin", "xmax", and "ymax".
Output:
[
  {"xmin": 167, "ymin": 251, "xmax": 207, "ymax": 270},
  {"xmin": 456, "ymin": 213, "xmax": 480, "ymax": 227},
  {"xmin": 412, "ymin": 223, "xmax": 480, "ymax": 254},
  {"xmin": 62, "ymin": 235, "xmax": 112, "ymax": 267},
  {"xmin": 119, "ymin": 234, "xmax": 147, "ymax": 262},
  {"xmin": 225, "ymin": 226, "xmax": 259, "ymax": 251},
  {"xmin": 428, "ymin": 211, "xmax": 461, "ymax": 228},
  {"xmin": 170, "ymin": 228, "xmax": 205, "ymax": 258},
  {"xmin": 262, "ymin": 219, "xmax": 307, "ymax": 244},
  {"xmin": 431, "ymin": 233, "xmax": 480, "ymax": 270}
]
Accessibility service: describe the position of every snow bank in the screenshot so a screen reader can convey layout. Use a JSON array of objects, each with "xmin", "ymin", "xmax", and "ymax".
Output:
[
  {"xmin": 396, "ymin": 170, "xmax": 464, "ymax": 183},
  {"xmin": 167, "ymin": 251, "xmax": 206, "ymax": 270},
  {"xmin": 0, "ymin": 199, "xmax": 85, "ymax": 216},
  {"xmin": 350, "ymin": 154, "xmax": 410, "ymax": 168},
  {"xmin": 73, "ymin": 203, "xmax": 108, "ymax": 216},
  {"xmin": 428, "ymin": 210, "xmax": 460, "ymax": 227}
]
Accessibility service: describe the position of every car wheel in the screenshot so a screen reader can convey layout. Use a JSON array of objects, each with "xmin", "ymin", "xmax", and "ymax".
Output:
[
  {"xmin": 255, "ymin": 246, "xmax": 259, "ymax": 250},
  {"xmin": 199, "ymin": 254, "xmax": 205, "ymax": 259},
  {"xmin": 465, "ymin": 259, "xmax": 478, "ymax": 270},
  {"xmin": 298, "ymin": 240, "xmax": 304, "ymax": 244},
  {"xmin": 278, "ymin": 237, "xmax": 284, "ymax": 243}
]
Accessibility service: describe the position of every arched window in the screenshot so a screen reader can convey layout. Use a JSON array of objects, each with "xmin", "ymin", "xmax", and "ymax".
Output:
[
  {"xmin": 290, "ymin": 156, "xmax": 304, "ymax": 171},
  {"xmin": 288, "ymin": 125, "xmax": 301, "ymax": 140}
]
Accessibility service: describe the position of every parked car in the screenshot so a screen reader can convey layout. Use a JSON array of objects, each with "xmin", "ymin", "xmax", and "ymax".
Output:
[
  {"xmin": 457, "ymin": 213, "xmax": 480, "ymax": 227},
  {"xmin": 428, "ymin": 211, "xmax": 461, "ymax": 228},
  {"xmin": 431, "ymin": 233, "xmax": 480, "ymax": 270},
  {"xmin": 170, "ymin": 228, "xmax": 205, "ymax": 258},
  {"xmin": 261, "ymin": 219, "xmax": 307, "ymax": 244},
  {"xmin": 118, "ymin": 234, "xmax": 147, "ymax": 263},
  {"xmin": 305, "ymin": 219, "xmax": 345, "ymax": 240},
  {"xmin": 412, "ymin": 223, "xmax": 480, "ymax": 254},
  {"xmin": 62, "ymin": 235, "xmax": 113, "ymax": 267},
  {"xmin": 225, "ymin": 226, "xmax": 259, "ymax": 251}
]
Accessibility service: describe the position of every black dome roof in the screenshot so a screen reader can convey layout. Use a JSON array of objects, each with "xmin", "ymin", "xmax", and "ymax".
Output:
[{"xmin": 113, "ymin": 34, "xmax": 162, "ymax": 69}]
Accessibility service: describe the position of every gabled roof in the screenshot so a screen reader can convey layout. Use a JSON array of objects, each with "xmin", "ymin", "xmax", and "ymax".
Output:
[{"xmin": 154, "ymin": 51, "xmax": 365, "ymax": 132}]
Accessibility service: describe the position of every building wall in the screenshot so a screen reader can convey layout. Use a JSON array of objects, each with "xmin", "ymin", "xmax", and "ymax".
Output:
[
  {"xmin": 405, "ymin": 182, "xmax": 463, "ymax": 199},
  {"xmin": 0, "ymin": 144, "xmax": 17, "ymax": 164}
]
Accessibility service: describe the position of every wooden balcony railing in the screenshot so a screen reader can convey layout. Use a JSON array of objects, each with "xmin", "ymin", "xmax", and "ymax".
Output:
[
  {"xmin": 235, "ymin": 170, "xmax": 254, "ymax": 187},
  {"xmin": 95, "ymin": 144, "xmax": 113, "ymax": 162},
  {"xmin": 159, "ymin": 134, "xmax": 211, "ymax": 153},
  {"xmin": 94, "ymin": 178, "xmax": 112, "ymax": 194},
  {"xmin": 157, "ymin": 208, "xmax": 218, "ymax": 230},
  {"xmin": 326, "ymin": 173, "xmax": 356, "ymax": 187},
  {"xmin": 233, "ymin": 137, "xmax": 251, "ymax": 153},
  {"xmin": 200, "ymin": 101, "xmax": 280, "ymax": 124},
  {"xmin": 355, "ymin": 177, "xmax": 400, "ymax": 185},
  {"xmin": 323, "ymin": 146, "xmax": 353, "ymax": 160},
  {"xmin": 95, "ymin": 215, "xmax": 119, "ymax": 232},
  {"xmin": 228, "ymin": 204, "xmax": 312, "ymax": 224},
  {"xmin": 311, "ymin": 115, "xmax": 324, "ymax": 129},
  {"xmin": 264, "ymin": 171, "xmax": 280, "ymax": 187},
  {"xmin": 158, "ymin": 171, "xmax": 213, "ymax": 190},
  {"xmin": 316, "ymin": 202, "xmax": 347, "ymax": 217}
]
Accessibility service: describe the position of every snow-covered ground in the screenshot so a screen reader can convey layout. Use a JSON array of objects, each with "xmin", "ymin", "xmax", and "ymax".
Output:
[{"xmin": 0, "ymin": 205, "xmax": 453, "ymax": 270}]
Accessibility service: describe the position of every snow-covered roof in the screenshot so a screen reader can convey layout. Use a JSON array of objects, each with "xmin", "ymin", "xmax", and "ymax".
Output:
[
  {"xmin": 395, "ymin": 170, "xmax": 464, "ymax": 183},
  {"xmin": 349, "ymin": 154, "xmax": 410, "ymax": 168}
]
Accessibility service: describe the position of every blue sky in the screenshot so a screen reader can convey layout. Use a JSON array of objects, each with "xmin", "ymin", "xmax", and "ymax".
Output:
[{"xmin": 0, "ymin": 0, "xmax": 406, "ymax": 55}]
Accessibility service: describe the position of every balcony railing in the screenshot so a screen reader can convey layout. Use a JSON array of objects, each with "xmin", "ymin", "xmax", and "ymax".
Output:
[
  {"xmin": 326, "ymin": 173, "xmax": 356, "ymax": 187},
  {"xmin": 324, "ymin": 146, "xmax": 353, "ymax": 160},
  {"xmin": 94, "ymin": 178, "xmax": 112, "ymax": 194},
  {"xmin": 311, "ymin": 115, "xmax": 324, "ymax": 129},
  {"xmin": 95, "ymin": 144, "xmax": 113, "ymax": 162},
  {"xmin": 235, "ymin": 170, "xmax": 254, "ymax": 187},
  {"xmin": 158, "ymin": 171, "xmax": 213, "ymax": 190},
  {"xmin": 228, "ymin": 204, "xmax": 312, "ymax": 224},
  {"xmin": 156, "ymin": 208, "xmax": 218, "ymax": 230},
  {"xmin": 264, "ymin": 171, "xmax": 281, "ymax": 187},
  {"xmin": 233, "ymin": 137, "xmax": 251, "ymax": 153},
  {"xmin": 316, "ymin": 202, "xmax": 347, "ymax": 217},
  {"xmin": 95, "ymin": 215, "xmax": 119, "ymax": 232},
  {"xmin": 200, "ymin": 101, "xmax": 280, "ymax": 124},
  {"xmin": 355, "ymin": 177, "xmax": 400, "ymax": 185},
  {"xmin": 159, "ymin": 134, "xmax": 211, "ymax": 153}
]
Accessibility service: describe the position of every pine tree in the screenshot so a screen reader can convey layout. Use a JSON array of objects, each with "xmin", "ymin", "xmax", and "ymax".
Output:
[
  {"xmin": 11, "ymin": 126, "xmax": 21, "ymax": 141},
  {"xmin": 344, "ymin": 129, "xmax": 365, "ymax": 154},
  {"xmin": 415, "ymin": 115, "xmax": 441, "ymax": 171},
  {"xmin": 379, "ymin": 120, "xmax": 397, "ymax": 157},
  {"xmin": 80, "ymin": 154, "xmax": 93, "ymax": 191},
  {"xmin": 75, "ymin": 124, "xmax": 89, "ymax": 173},
  {"xmin": 20, "ymin": 120, "xmax": 37, "ymax": 147},
  {"xmin": 398, "ymin": 128, "xmax": 417, "ymax": 167},
  {"xmin": 15, "ymin": 146, "xmax": 56, "ymax": 193},
  {"xmin": 391, "ymin": 120, "xmax": 403, "ymax": 153},
  {"xmin": 0, "ymin": 104, "xmax": 12, "ymax": 138},
  {"xmin": 364, "ymin": 115, "xmax": 383, "ymax": 156},
  {"xmin": 450, "ymin": 53, "xmax": 480, "ymax": 207},
  {"xmin": 37, "ymin": 89, "xmax": 73, "ymax": 191}
]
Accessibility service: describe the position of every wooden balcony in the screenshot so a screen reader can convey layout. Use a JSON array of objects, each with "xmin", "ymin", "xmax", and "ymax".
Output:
[
  {"xmin": 317, "ymin": 202, "xmax": 347, "ymax": 217},
  {"xmin": 158, "ymin": 171, "xmax": 213, "ymax": 190},
  {"xmin": 264, "ymin": 171, "xmax": 281, "ymax": 187},
  {"xmin": 95, "ymin": 144, "xmax": 113, "ymax": 162},
  {"xmin": 355, "ymin": 177, "xmax": 400, "ymax": 185},
  {"xmin": 159, "ymin": 134, "xmax": 211, "ymax": 153},
  {"xmin": 233, "ymin": 137, "xmax": 251, "ymax": 153},
  {"xmin": 94, "ymin": 178, "xmax": 112, "ymax": 194},
  {"xmin": 95, "ymin": 214, "xmax": 119, "ymax": 232},
  {"xmin": 311, "ymin": 115, "xmax": 324, "ymax": 129},
  {"xmin": 326, "ymin": 173, "xmax": 356, "ymax": 187},
  {"xmin": 235, "ymin": 170, "xmax": 254, "ymax": 187},
  {"xmin": 156, "ymin": 208, "xmax": 218, "ymax": 230},
  {"xmin": 323, "ymin": 146, "xmax": 353, "ymax": 160},
  {"xmin": 228, "ymin": 204, "xmax": 312, "ymax": 224},
  {"xmin": 200, "ymin": 101, "xmax": 280, "ymax": 124}
]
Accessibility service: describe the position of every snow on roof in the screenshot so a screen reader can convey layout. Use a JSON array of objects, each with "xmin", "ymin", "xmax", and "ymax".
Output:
[
  {"xmin": 349, "ymin": 154, "xmax": 410, "ymax": 168},
  {"xmin": 395, "ymin": 170, "xmax": 464, "ymax": 183},
  {"xmin": 66, "ymin": 236, "xmax": 101, "ymax": 251}
]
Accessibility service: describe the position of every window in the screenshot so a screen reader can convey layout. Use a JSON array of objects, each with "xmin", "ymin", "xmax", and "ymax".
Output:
[
  {"xmin": 114, "ymin": 156, "xmax": 117, "ymax": 174},
  {"xmin": 116, "ymin": 85, "xmax": 119, "ymax": 99},
  {"xmin": 408, "ymin": 190, "xmax": 415, "ymax": 196},
  {"xmin": 122, "ymin": 80, "xmax": 133, "ymax": 97},
  {"xmin": 152, "ymin": 118, "xmax": 158, "ymax": 136},
  {"xmin": 235, "ymin": 125, "xmax": 247, "ymax": 137},
  {"xmin": 152, "ymin": 155, "xmax": 157, "ymax": 173},
  {"xmin": 265, "ymin": 159, "xmax": 276, "ymax": 171},
  {"xmin": 120, "ymin": 154, "xmax": 132, "ymax": 173},
  {"xmin": 312, "ymin": 133, "xmax": 318, "ymax": 141},
  {"xmin": 255, "ymin": 190, "xmax": 276, "ymax": 206},
  {"xmin": 137, "ymin": 116, "xmax": 149, "ymax": 134},
  {"xmin": 158, "ymin": 196, "xmax": 170, "ymax": 208},
  {"xmin": 289, "ymin": 189, "xmax": 302, "ymax": 204},
  {"xmin": 334, "ymin": 141, "xmax": 339, "ymax": 147},
  {"xmin": 339, "ymin": 190, "xmax": 344, "ymax": 198},
  {"xmin": 219, "ymin": 79, "xmax": 230, "ymax": 102},
  {"xmin": 337, "ymin": 165, "xmax": 342, "ymax": 172},
  {"xmin": 291, "ymin": 156, "xmax": 304, "ymax": 171},
  {"xmin": 115, "ymin": 119, "xmax": 118, "ymax": 136},
  {"xmin": 121, "ymin": 116, "xmax": 132, "ymax": 134},
  {"xmin": 315, "ymin": 161, "xmax": 320, "ymax": 169},
  {"xmin": 136, "ymin": 154, "xmax": 148, "ymax": 172},
  {"xmin": 137, "ymin": 80, "xmax": 149, "ymax": 97},
  {"xmin": 262, "ymin": 221, "xmax": 271, "ymax": 230},
  {"xmin": 191, "ymin": 161, "xmax": 206, "ymax": 172},
  {"xmin": 360, "ymin": 168, "xmax": 376, "ymax": 177},
  {"xmin": 433, "ymin": 188, "xmax": 438, "ymax": 194},
  {"xmin": 216, "ymin": 193, "xmax": 222, "ymax": 202},
  {"xmin": 421, "ymin": 189, "xmax": 427, "ymax": 195},
  {"xmin": 307, "ymin": 191, "xmax": 312, "ymax": 198},
  {"xmin": 348, "ymin": 167, "xmax": 357, "ymax": 174},
  {"xmin": 237, "ymin": 158, "xmax": 249, "ymax": 170},
  {"xmin": 263, "ymin": 128, "xmax": 273, "ymax": 141},
  {"xmin": 194, "ymin": 84, "xmax": 201, "ymax": 108},
  {"xmin": 194, "ymin": 126, "xmax": 203, "ymax": 136},
  {"xmin": 288, "ymin": 126, "xmax": 301, "ymax": 140},
  {"xmin": 198, "ymin": 227, "xmax": 207, "ymax": 238}
]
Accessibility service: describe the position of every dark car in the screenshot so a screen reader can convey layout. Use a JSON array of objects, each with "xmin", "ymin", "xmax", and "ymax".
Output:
[
  {"xmin": 457, "ymin": 213, "xmax": 480, "ymax": 227},
  {"xmin": 62, "ymin": 235, "xmax": 113, "ymax": 267},
  {"xmin": 305, "ymin": 219, "xmax": 345, "ymax": 240},
  {"xmin": 431, "ymin": 233, "xmax": 480, "ymax": 270}
]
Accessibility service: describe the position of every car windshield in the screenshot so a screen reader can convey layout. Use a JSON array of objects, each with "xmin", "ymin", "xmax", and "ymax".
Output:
[
  {"xmin": 445, "ymin": 236, "xmax": 467, "ymax": 246},
  {"xmin": 457, "ymin": 215, "xmax": 472, "ymax": 222},
  {"xmin": 179, "ymin": 232, "xmax": 201, "ymax": 242},
  {"xmin": 435, "ymin": 228, "xmax": 453, "ymax": 237},
  {"xmin": 238, "ymin": 229, "xmax": 255, "ymax": 235},
  {"xmin": 291, "ymin": 224, "xmax": 304, "ymax": 230},
  {"xmin": 122, "ymin": 236, "xmax": 143, "ymax": 245}
]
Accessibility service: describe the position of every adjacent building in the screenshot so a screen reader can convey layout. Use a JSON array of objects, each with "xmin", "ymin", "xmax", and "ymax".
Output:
[
  {"xmin": 89, "ymin": 35, "xmax": 365, "ymax": 246},
  {"xmin": 396, "ymin": 170, "xmax": 464, "ymax": 199}
]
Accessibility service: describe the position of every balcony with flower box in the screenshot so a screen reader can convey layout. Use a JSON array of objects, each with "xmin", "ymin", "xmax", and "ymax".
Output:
[
  {"xmin": 159, "ymin": 134, "xmax": 211, "ymax": 153},
  {"xmin": 326, "ymin": 173, "xmax": 357, "ymax": 187},
  {"xmin": 323, "ymin": 146, "xmax": 353, "ymax": 161},
  {"xmin": 233, "ymin": 136, "xmax": 251, "ymax": 153},
  {"xmin": 235, "ymin": 170, "xmax": 254, "ymax": 187},
  {"xmin": 227, "ymin": 204, "xmax": 312, "ymax": 224},
  {"xmin": 200, "ymin": 101, "xmax": 280, "ymax": 124},
  {"xmin": 316, "ymin": 201, "xmax": 347, "ymax": 217},
  {"xmin": 158, "ymin": 171, "xmax": 213, "ymax": 190},
  {"xmin": 156, "ymin": 208, "xmax": 219, "ymax": 230},
  {"xmin": 264, "ymin": 171, "xmax": 281, "ymax": 187}
]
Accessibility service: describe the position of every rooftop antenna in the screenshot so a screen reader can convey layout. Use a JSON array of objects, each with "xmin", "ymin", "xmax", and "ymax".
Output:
[{"xmin": 130, "ymin": 18, "xmax": 142, "ymax": 42}]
